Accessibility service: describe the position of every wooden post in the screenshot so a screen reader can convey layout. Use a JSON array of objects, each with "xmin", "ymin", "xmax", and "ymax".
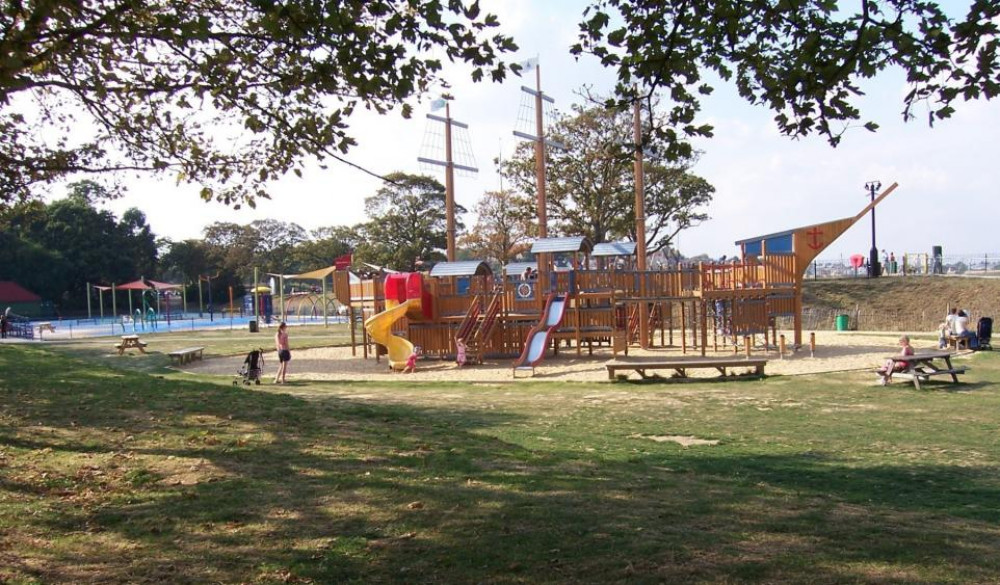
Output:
[
  {"xmin": 350, "ymin": 306, "xmax": 357, "ymax": 356},
  {"xmin": 680, "ymin": 301, "xmax": 687, "ymax": 354},
  {"xmin": 700, "ymin": 301, "xmax": 708, "ymax": 357},
  {"xmin": 744, "ymin": 335, "xmax": 752, "ymax": 359},
  {"xmin": 779, "ymin": 334, "xmax": 786, "ymax": 359}
]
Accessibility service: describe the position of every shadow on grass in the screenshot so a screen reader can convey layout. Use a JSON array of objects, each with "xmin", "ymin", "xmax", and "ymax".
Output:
[{"xmin": 2, "ymin": 345, "xmax": 1000, "ymax": 584}]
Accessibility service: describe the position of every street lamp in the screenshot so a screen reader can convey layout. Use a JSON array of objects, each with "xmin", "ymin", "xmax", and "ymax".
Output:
[{"xmin": 865, "ymin": 180, "xmax": 881, "ymax": 278}]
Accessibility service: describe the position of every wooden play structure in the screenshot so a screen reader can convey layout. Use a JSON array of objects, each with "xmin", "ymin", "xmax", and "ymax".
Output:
[
  {"xmin": 325, "ymin": 66, "xmax": 901, "ymax": 372},
  {"xmin": 328, "ymin": 181, "xmax": 898, "ymax": 371}
]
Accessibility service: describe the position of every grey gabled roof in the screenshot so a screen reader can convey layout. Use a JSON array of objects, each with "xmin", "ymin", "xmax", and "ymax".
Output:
[
  {"xmin": 429, "ymin": 261, "xmax": 493, "ymax": 278},
  {"xmin": 504, "ymin": 262, "xmax": 537, "ymax": 276},
  {"xmin": 530, "ymin": 236, "xmax": 593, "ymax": 254},
  {"xmin": 592, "ymin": 241, "xmax": 637, "ymax": 257}
]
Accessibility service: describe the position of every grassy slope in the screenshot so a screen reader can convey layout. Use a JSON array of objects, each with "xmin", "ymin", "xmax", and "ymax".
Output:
[{"xmin": 803, "ymin": 276, "xmax": 1000, "ymax": 330}]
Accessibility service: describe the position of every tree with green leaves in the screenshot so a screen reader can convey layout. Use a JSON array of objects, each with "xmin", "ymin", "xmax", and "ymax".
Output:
[
  {"xmin": 0, "ymin": 1, "xmax": 517, "ymax": 207},
  {"xmin": 0, "ymin": 181, "xmax": 157, "ymax": 307},
  {"xmin": 501, "ymin": 100, "xmax": 713, "ymax": 253},
  {"xmin": 574, "ymin": 1, "xmax": 1000, "ymax": 158},
  {"xmin": 291, "ymin": 226, "xmax": 358, "ymax": 271},
  {"xmin": 459, "ymin": 189, "xmax": 536, "ymax": 266},
  {"xmin": 355, "ymin": 172, "xmax": 463, "ymax": 271}
]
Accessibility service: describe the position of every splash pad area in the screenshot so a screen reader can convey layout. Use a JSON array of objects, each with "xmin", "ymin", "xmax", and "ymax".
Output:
[{"xmin": 27, "ymin": 313, "xmax": 347, "ymax": 341}]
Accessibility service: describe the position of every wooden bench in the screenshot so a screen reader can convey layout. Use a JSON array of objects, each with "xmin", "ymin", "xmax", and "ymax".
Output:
[
  {"xmin": 947, "ymin": 335, "xmax": 977, "ymax": 350},
  {"xmin": 168, "ymin": 346, "xmax": 205, "ymax": 365},
  {"xmin": 606, "ymin": 357, "xmax": 767, "ymax": 381}
]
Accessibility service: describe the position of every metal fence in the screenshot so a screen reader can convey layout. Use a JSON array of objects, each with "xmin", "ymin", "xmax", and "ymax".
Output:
[{"xmin": 808, "ymin": 252, "xmax": 1000, "ymax": 279}]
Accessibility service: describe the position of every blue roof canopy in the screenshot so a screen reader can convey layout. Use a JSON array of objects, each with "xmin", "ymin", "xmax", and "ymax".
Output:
[
  {"xmin": 429, "ymin": 261, "xmax": 493, "ymax": 277},
  {"xmin": 592, "ymin": 241, "xmax": 637, "ymax": 257},
  {"xmin": 504, "ymin": 262, "xmax": 537, "ymax": 276},
  {"xmin": 530, "ymin": 236, "xmax": 594, "ymax": 254}
]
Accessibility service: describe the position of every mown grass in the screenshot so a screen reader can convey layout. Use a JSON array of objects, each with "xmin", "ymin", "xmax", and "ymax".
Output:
[{"xmin": 1, "ymin": 337, "xmax": 999, "ymax": 584}]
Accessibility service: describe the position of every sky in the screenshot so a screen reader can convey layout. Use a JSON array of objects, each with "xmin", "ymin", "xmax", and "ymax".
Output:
[{"xmin": 89, "ymin": 0, "xmax": 999, "ymax": 263}]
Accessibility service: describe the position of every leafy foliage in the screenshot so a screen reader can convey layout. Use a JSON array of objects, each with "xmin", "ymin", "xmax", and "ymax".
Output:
[
  {"xmin": 0, "ymin": 182, "xmax": 157, "ymax": 306},
  {"xmin": 0, "ymin": 1, "xmax": 517, "ymax": 207},
  {"xmin": 573, "ymin": 0, "xmax": 1000, "ymax": 152},
  {"xmin": 354, "ymin": 172, "xmax": 463, "ymax": 271},
  {"xmin": 458, "ymin": 189, "xmax": 535, "ymax": 266},
  {"xmin": 501, "ymin": 99, "xmax": 713, "ymax": 253}
]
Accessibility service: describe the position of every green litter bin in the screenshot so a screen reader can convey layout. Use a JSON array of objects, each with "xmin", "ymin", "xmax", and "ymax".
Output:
[{"xmin": 835, "ymin": 314, "xmax": 849, "ymax": 331}]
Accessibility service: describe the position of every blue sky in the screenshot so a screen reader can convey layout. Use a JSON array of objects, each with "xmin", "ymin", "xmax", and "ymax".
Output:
[{"xmin": 100, "ymin": 0, "xmax": 998, "ymax": 261}]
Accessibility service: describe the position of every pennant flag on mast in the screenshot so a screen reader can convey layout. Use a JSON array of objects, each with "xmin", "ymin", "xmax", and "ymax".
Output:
[
  {"xmin": 429, "ymin": 98, "xmax": 447, "ymax": 112},
  {"xmin": 519, "ymin": 57, "xmax": 538, "ymax": 72}
]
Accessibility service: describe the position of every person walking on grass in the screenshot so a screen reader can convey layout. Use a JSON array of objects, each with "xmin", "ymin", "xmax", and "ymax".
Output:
[{"xmin": 274, "ymin": 321, "xmax": 291, "ymax": 384}]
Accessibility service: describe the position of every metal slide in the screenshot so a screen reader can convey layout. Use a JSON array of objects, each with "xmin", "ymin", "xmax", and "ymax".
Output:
[
  {"xmin": 364, "ymin": 299, "xmax": 417, "ymax": 370},
  {"xmin": 512, "ymin": 293, "xmax": 569, "ymax": 371}
]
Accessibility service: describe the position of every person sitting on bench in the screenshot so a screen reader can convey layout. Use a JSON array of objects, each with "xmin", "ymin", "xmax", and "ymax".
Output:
[
  {"xmin": 954, "ymin": 310, "xmax": 979, "ymax": 349},
  {"xmin": 876, "ymin": 335, "xmax": 914, "ymax": 386}
]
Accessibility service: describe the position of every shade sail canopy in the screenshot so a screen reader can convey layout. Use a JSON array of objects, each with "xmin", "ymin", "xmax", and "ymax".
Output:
[
  {"xmin": 290, "ymin": 266, "xmax": 337, "ymax": 280},
  {"xmin": 146, "ymin": 279, "xmax": 183, "ymax": 290},
  {"xmin": 116, "ymin": 279, "xmax": 151, "ymax": 290}
]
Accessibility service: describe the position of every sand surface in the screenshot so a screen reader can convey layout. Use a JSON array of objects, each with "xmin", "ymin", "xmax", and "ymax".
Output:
[{"xmin": 184, "ymin": 331, "xmax": 972, "ymax": 383}]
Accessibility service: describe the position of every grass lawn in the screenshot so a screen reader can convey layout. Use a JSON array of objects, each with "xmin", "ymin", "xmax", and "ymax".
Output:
[{"xmin": 2, "ymin": 331, "xmax": 999, "ymax": 584}]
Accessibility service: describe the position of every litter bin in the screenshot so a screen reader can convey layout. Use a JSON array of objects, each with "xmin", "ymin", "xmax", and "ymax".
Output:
[
  {"xmin": 249, "ymin": 319, "xmax": 259, "ymax": 333},
  {"xmin": 835, "ymin": 314, "xmax": 849, "ymax": 331}
]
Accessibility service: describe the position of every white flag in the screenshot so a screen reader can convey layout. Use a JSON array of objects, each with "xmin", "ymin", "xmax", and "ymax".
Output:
[
  {"xmin": 519, "ymin": 57, "xmax": 538, "ymax": 72},
  {"xmin": 430, "ymin": 98, "xmax": 447, "ymax": 112}
]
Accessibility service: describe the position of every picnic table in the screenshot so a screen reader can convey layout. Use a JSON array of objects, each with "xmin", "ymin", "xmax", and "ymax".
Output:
[
  {"xmin": 115, "ymin": 335, "xmax": 148, "ymax": 355},
  {"xmin": 885, "ymin": 350, "xmax": 966, "ymax": 389}
]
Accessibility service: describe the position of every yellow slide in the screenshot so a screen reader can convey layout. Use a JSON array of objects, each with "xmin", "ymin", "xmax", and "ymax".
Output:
[{"xmin": 364, "ymin": 300, "xmax": 416, "ymax": 370}]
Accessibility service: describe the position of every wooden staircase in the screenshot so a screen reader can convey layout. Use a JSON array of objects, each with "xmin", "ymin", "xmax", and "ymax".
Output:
[
  {"xmin": 627, "ymin": 303, "xmax": 663, "ymax": 345},
  {"xmin": 456, "ymin": 287, "xmax": 503, "ymax": 364}
]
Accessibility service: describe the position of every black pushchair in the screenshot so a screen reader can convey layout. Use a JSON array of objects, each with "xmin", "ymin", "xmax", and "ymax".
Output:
[
  {"xmin": 977, "ymin": 317, "xmax": 993, "ymax": 351},
  {"xmin": 234, "ymin": 348, "xmax": 265, "ymax": 385}
]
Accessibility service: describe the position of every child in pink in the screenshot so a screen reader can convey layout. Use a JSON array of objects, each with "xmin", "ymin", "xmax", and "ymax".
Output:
[
  {"xmin": 876, "ymin": 335, "xmax": 914, "ymax": 385},
  {"xmin": 403, "ymin": 346, "xmax": 421, "ymax": 374},
  {"xmin": 455, "ymin": 338, "xmax": 467, "ymax": 367}
]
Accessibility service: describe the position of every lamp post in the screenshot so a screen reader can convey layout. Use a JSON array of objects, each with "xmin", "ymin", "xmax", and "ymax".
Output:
[{"xmin": 865, "ymin": 180, "xmax": 881, "ymax": 278}]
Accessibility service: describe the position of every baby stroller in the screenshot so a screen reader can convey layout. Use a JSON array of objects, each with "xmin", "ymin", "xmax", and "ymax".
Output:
[
  {"xmin": 234, "ymin": 348, "xmax": 265, "ymax": 385},
  {"xmin": 977, "ymin": 317, "xmax": 993, "ymax": 351}
]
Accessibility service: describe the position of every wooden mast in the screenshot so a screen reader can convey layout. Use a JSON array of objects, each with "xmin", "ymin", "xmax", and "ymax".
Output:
[
  {"xmin": 633, "ymin": 96, "xmax": 649, "ymax": 348},
  {"xmin": 444, "ymin": 101, "xmax": 456, "ymax": 260},
  {"xmin": 533, "ymin": 65, "xmax": 547, "ymax": 239}
]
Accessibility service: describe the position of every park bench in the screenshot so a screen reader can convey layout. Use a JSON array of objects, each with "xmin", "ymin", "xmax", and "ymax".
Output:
[
  {"xmin": 946, "ymin": 334, "xmax": 977, "ymax": 350},
  {"xmin": 606, "ymin": 357, "xmax": 767, "ymax": 381},
  {"xmin": 168, "ymin": 346, "xmax": 205, "ymax": 365}
]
